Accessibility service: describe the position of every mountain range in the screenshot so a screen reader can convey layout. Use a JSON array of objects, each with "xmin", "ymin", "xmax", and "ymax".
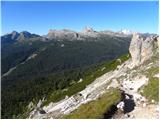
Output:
[
  {"xmin": 1, "ymin": 28, "xmax": 158, "ymax": 119},
  {"xmin": 2, "ymin": 27, "xmax": 155, "ymax": 44}
]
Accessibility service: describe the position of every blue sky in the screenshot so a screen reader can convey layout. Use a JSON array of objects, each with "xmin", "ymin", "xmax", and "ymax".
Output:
[{"xmin": 1, "ymin": 1, "xmax": 159, "ymax": 35}]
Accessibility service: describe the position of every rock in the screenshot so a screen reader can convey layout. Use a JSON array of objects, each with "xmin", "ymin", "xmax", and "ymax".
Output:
[
  {"xmin": 155, "ymin": 106, "xmax": 159, "ymax": 112},
  {"xmin": 61, "ymin": 44, "xmax": 64, "ymax": 47},
  {"xmin": 62, "ymin": 88, "xmax": 68, "ymax": 92},
  {"xmin": 83, "ymin": 26, "xmax": 94, "ymax": 33},
  {"xmin": 37, "ymin": 100, "xmax": 42, "ymax": 108},
  {"xmin": 65, "ymin": 95, "xmax": 69, "ymax": 99},
  {"xmin": 154, "ymin": 73, "xmax": 159, "ymax": 78},
  {"xmin": 130, "ymin": 114, "xmax": 135, "ymax": 118},
  {"xmin": 129, "ymin": 33, "xmax": 143, "ymax": 66},
  {"xmin": 39, "ymin": 109, "xmax": 46, "ymax": 114},
  {"xmin": 129, "ymin": 33, "xmax": 158, "ymax": 67},
  {"xmin": 78, "ymin": 78, "xmax": 83, "ymax": 83},
  {"xmin": 140, "ymin": 97, "xmax": 146, "ymax": 102},
  {"xmin": 141, "ymin": 36, "xmax": 154, "ymax": 63},
  {"xmin": 124, "ymin": 114, "xmax": 130, "ymax": 118},
  {"xmin": 137, "ymin": 101, "xmax": 141, "ymax": 105},
  {"xmin": 142, "ymin": 103, "xmax": 146, "ymax": 108},
  {"xmin": 125, "ymin": 95, "xmax": 130, "ymax": 99},
  {"xmin": 47, "ymin": 29, "xmax": 78, "ymax": 40},
  {"xmin": 42, "ymin": 97, "xmax": 45, "ymax": 102},
  {"xmin": 108, "ymin": 79, "xmax": 119, "ymax": 88},
  {"xmin": 101, "ymin": 67, "xmax": 106, "ymax": 71},
  {"xmin": 140, "ymin": 90, "xmax": 144, "ymax": 93},
  {"xmin": 117, "ymin": 101, "xmax": 125, "ymax": 111},
  {"xmin": 11, "ymin": 31, "xmax": 19, "ymax": 40},
  {"xmin": 117, "ymin": 59, "xmax": 122, "ymax": 64},
  {"xmin": 28, "ymin": 101, "xmax": 34, "ymax": 110}
]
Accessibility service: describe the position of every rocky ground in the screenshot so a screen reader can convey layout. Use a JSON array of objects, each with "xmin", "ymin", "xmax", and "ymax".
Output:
[{"xmin": 29, "ymin": 33, "xmax": 159, "ymax": 119}]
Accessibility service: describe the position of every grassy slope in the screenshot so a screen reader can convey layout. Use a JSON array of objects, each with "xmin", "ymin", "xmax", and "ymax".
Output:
[
  {"xmin": 142, "ymin": 77, "xmax": 159, "ymax": 102},
  {"xmin": 138, "ymin": 52, "xmax": 159, "ymax": 102},
  {"xmin": 63, "ymin": 89, "xmax": 121, "ymax": 119},
  {"xmin": 43, "ymin": 53, "xmax": 130, "ymax": 105},
  {"xmin": 140, "ymin": 67, "xmax": 159, "ymax": 102}
]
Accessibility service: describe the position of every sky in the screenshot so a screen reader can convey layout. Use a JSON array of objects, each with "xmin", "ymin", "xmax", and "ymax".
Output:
[{"xmin": 1, "ymin": 1, "xmax": 159, "ymax": 35}]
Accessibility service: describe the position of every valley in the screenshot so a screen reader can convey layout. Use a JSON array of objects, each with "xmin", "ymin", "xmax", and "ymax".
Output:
[{"xmin": 1, "ymin": 29, "xmax": 159, "ymax": 119}]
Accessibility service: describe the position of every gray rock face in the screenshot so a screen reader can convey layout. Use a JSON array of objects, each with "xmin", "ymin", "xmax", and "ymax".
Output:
[
  {"xmin": 129, "ymin": 33, "xmax": 143, "ymax": 66},
  {"xmin": 47, "ymin": 29, "xmax": 79, "ymax": 40},
  {"xmin": 82, "ymin": 26, "xmax": 94, "ymax": 33},
  {"xmin": 17, "ymin": 31, "xmax": 32, "ymax": 41},
  {"xmin": 143, "ymin": 35, "xmax": 158, "ymax": 59},
  {"xmin": 11, "ymin": 31, "xmax": 20, "ymax": 40},
  {"xmin": 47, "ymin": 27, "xmax": 100, "ymax": 40},
  {"xmin": 129, "ymin": 33, "xmax": 158, "ymax": 67}
]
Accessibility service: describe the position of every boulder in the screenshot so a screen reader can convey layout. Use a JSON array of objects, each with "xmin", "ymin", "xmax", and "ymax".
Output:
[
  {"xmin": 37, "ymin": 100, "xmax": 42, "ymax": 108},
  {"xmin": 117, "ymin": 101, "xmax": 125, "ymax": 111}
]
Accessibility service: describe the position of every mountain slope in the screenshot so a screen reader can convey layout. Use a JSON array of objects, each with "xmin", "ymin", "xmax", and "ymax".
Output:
[
  {"xmin": 1, "ymin": 30, "xmax": 131, "ymax": 118},
  {"xmin": 28, "ymin": 34, "xmax": 159, "ymax": 119}
]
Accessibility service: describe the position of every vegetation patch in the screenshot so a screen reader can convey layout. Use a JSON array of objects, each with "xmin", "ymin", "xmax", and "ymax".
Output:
[
  {"xmin": 140, "ymin": 67, "xmax": 159, "ymax": 102},
  {"xmin": 140, "ymin": 77, "xmax": 159, "ymax": 102},
  {"xmin": 63, "ymin": 89, "xmax": 121, "ymax": 119}
]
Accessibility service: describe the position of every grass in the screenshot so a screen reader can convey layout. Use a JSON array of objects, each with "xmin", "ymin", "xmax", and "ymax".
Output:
[
  {"xmin": 63, "ymin": 89, "xmax": 121, "ymax": 119},
  {"xmin": 141, "ymin": 77, "xmax": 159, "ymax": 102},
  {"xmin": 140, "ymin": 66, "xmax": 159, "ymax": 102},
  {"xmin": 43, "ymin": 54, "xmax": 130, "ymax": 105}
]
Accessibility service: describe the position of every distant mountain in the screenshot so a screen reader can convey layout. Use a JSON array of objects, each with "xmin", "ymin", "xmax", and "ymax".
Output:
[
  {"xmin": 45, "ymin": 27, "xmax": 133, "ymax": 41},
  {"xmin": 2, "ymin": 28, "xmax": 154, "ymax": 44},
  {"xmin": 119, "ymin": 29, "xmax": 133, "ymax": 35},
  {"xmin": 1, "ymin": 31, "xmax": 40, "ymax": 43},
  {"xmin": 46, "ymin": 29, "xmax": 79, "ymax": 40}
]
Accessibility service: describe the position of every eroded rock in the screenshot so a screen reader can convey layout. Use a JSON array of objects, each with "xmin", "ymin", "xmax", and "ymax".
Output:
[{"xmin": 129, "ymin": 33, "xmax": 158, "ymax": 67}]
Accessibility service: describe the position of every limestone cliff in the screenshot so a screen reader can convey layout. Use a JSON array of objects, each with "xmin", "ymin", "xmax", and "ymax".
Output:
[{"xmin": 129, "ymin": 33, "xmax": 158, "ymax": 67}]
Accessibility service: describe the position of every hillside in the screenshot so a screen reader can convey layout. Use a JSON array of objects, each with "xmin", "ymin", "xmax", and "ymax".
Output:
[
  {"xmin": 28, "ymin": 33, "xmax": 159, "ymax": 119},
  {"xmin": 1, "ymin": 29, "xmax": 131, "ymax": 118}
]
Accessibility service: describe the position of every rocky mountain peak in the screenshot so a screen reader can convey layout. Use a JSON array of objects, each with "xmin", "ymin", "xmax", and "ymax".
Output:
[
  {"xmin": 11, "ymin": 31, "xmax": 19, "ymax": 40},
  {"xmin": 1, "ymin": 31, "xmax": 40, "ymax": 43},
  {"xmin": 129, "ymin": 33, "xmax": 159, "ymax": 67},
  {"xmin": 11, "ymin": 30, "xmax": 18, "ymax": 34},
  {"xmin": 17, "ymin": 31, "xmax": 33, "ymax": 41},
  {"xmin": 83, "ymin": 26, "xmax": 94, "ymax": 33}
]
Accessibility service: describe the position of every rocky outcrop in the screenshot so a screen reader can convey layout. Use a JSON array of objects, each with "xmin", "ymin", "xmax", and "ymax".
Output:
[
  {"xmin": 47, "ymin": 29, "xmax": 79, "ymax": 40},
  {"xmin": 129, "ymin": 33, "xmax": 158, "ymax": 67},
  {"xmin": 82, "ymin": 26, "xmax": 94, "ymax": 33},
  {"xmin": 141, "ymin": 35, "xmax": 159, "ymax": 63}
]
